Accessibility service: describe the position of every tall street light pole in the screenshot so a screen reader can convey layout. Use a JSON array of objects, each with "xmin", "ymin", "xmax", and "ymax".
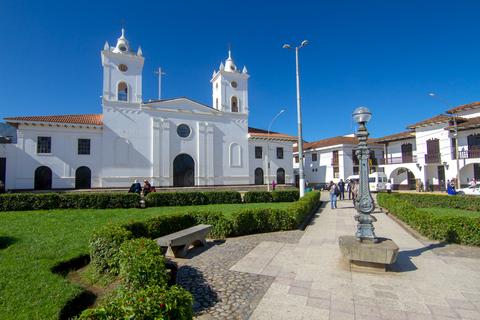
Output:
[
  {"xmin": 428, "ymin": 93, "xmax": 460, "ymax": 189},
  {"xmin": 283, "ymin": 40, "xmax": 308, "ymax": 197},
  {"xmin": 267, "ymin": 109, "xmax": 287, "ymax": 191}
]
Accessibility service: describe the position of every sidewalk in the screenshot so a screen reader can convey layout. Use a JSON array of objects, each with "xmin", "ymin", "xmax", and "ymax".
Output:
[{"xmin": 229, "ymin": 193, "xmax": 480, "ymax": 320}]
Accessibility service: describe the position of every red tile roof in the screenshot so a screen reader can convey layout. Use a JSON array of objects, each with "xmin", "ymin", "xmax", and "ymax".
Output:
[
  {"xmin": 5, "ymin": 114, "xmax": 103, "ymax": 125},
  {"xmin": 407, "ymin": 114, "xmax": 453, "ymax": 129},
  {"xmin": 248, "ymin": 127, "xmax": 297, "ymax": 142},
  {"xmin": 446, "ymin": 101, "xmax": 480, "ymax": 114},
  {"xmin": 445, "ymin": 116, "xmax": 480, "ymax": 131},
  {"xmin": 293, "ymin": 136, "xmax": 370, "ymax": 152},
  {"xmin": 373, "ymin": 131, "xmax": 416, "ymax": 143}
]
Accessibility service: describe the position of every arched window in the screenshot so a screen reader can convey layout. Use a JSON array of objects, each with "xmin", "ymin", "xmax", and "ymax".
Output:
[
  {"xmin": 216, "ymin": 98, "xmax": 219, "ymax": 109},
  {"xmin": 277, "ymin": 168, "xmax": 285, "ymax": 184},
  {"xmin": 254, "ymin": 168, "xmax": 264, "ymax": 185},
  {"xmin": 118, "ymin": 82, "xmax": 128, "ymax": 101},
  {"xmin": 231, "ymin": 96, "xmax": 238, "ymax": 112},
  {"xmin": 229, "ymin": 143, "xmax": 241, "ymax": 167}
]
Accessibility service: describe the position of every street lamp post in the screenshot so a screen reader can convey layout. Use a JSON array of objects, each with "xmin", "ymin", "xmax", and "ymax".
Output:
[
  {"xmin": 352, "ymin": 107, "xmax": 377, "ymax": 242},
  {"xmin": 283, "ymin": 40, "xmax": 308, "ymax": 197},
  {"xmin": 266, "ymin": 109, "xmax": 287, "ymax": 191},
  {"xmin": 428, "ymin": 93, "xmax": 460, "ymax": 189}
]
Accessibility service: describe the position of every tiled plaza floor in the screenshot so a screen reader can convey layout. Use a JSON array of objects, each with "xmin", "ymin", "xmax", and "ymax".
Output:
[{"xmin": 230, "ymin": 194, "xmax": 480, "ymax": 320}]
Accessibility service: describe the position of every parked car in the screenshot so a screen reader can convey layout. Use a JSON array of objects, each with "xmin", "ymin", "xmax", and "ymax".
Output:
[{"xmin": 456, "ymin": 184, "xmax": 480, "ymax": 196}]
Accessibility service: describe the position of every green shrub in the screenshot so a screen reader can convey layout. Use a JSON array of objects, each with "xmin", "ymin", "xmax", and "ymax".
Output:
[
  {"xmin": 145, "ymin": 191, "xmax": 242, "ymax": 207},
  {"xmin": 119, "ymin": 238, "xmax": 168, "ymax": 289},
  {"xmin": 271, "ymin": 190, "xmax": 300, "ymax": 202},
  {"xmin": 203, "ymin": 191, "xmax": 242, "ymax": 204},
  {"xmin": 77, "ymin": 285, "xmax": 193, "ymax": 320},
  {"xmin": 189, "ymin": 210, "xmax": 233, "ymax": 238},
  {"xmin": 89, "ymin": 224, "xmax": 133, "ymax": 274},
  {"xmin": 59, "ymin": 193, "xmax": 140, "ymax": 209},
  {"xmin": 243, "ymin": 191, "xmax": 273, "ymax": 203},
  {"xmin": 143, "ymin": 214, "xmax": 196, "ymax": 239},
  {"xmin": 379, "ymin": 192, "xmax": 480, "ymax": 212},
  {"xmin": 0, "ymin": 192, "xmax": 140, "ymax": 211},
  {"xmin": 377, "ymin": 193, "xmax": 480, "ymax": 246}
]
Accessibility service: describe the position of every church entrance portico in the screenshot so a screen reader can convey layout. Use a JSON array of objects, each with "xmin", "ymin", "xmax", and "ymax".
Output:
[{"xmin": 173, "ymin": 154, "xmax": 195, "ymax": 187}]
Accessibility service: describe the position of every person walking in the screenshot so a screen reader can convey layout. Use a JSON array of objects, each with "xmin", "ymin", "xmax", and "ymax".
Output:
[
  {"xmin": 329, "ymin": 181, "xmax": 338, "ymax": 209},
  {"xmin": 385, "ymin": 180, "xmax": 392, "ymax": 194},
  {"xmin": 272, "ymin": 179, "xmax": 277, "ymax": 191},
  {"xmin": 352, "ymin": 180, "xmax": 359, "ymax": 206},
  {"xmin": 347, "ymin": 180, "xmax": 352, "ymax": 200},
  {"xmin": 338, "ymin": 179, "xmax": 345, "ymax": 200}
]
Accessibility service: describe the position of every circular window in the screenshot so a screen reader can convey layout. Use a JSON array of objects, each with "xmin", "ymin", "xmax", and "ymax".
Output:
[
  {"xmin": 177, "ymin": 124, "xmax": 191, "ymax": 138},
  {"xmin": 231, "ymin": 81, "xmax": 237, "ymax": 88},
  {"xmin": 118, "ymin": 64, "xmax": 128, "ymax": 72}
]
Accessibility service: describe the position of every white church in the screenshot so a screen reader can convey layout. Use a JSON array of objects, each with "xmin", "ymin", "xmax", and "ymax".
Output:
[{"xmin": 2, "ymin": 30, "xmax": 296, "ymax": 190}]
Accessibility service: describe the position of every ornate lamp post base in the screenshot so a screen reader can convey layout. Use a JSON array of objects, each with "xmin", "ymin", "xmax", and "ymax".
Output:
[{"xmin": 338, "ymin": 107, "xmax": 399, "ymax": 271}]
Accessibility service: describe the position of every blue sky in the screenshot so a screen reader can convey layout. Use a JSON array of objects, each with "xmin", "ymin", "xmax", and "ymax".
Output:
[{"xmin": 0, "ymin": 1, "xmax": 479, "ymax": 141}]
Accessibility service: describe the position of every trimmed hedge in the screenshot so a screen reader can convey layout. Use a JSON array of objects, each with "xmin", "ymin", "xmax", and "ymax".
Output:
[
  {"xmin": 89, "ymin": 224, "xmax": 133, "ymax": 274},
  {"xmin": 77, "ymin": 285, "xmax": 193, "ymax": 320},
  {"xmin": 145, "ymin": 191, "xmax": 242, "ymax": 207},
  {"xmin": 243, "ymin": 190, "xmax": 300, "ymax": 203},
  {"xmin": 379, "ymin": 192, "xmax": 480, "ymax": 212},
  {"xmin": 119, "ymin": 238, "xmax": 169, "ymax": 289},
  {"xmin": 377, "ymin": 193, "xmax": 480, "ymax": 246},
  {"xmin": 0, "ymin": 192, "xmax": 140, "ymax": 211}
]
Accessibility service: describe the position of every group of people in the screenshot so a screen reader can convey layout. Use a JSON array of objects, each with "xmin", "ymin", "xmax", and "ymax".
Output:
[
  {"xmin": 128, "ymin": 179, "xmax": 156, "ymax": 196},
  {"xmin": 328, "ymin": 179, "xmax": 359, "ymax": 209}
]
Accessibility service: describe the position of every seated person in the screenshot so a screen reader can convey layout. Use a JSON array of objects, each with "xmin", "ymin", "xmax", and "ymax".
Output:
[
  {"xmin": 128, "ymin": 180, "xmax": 142, "ymax": 194},
  {"xmin": 143, "ymin": 180, "xmax": 152, "ymax": 196}
]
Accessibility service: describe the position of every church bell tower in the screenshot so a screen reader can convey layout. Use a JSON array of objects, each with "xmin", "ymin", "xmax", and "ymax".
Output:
[
  {"xmin": 211, "ymin": 50, "xmax": 249, "ymax": 113},
  {"xmin": 101, "ymin": 29, "xmax": 144, "ymax": 105}
]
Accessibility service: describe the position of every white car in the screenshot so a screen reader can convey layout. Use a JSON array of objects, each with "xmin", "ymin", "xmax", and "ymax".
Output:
[{"xmin": 456, "ymin": 184, "xmax": 480, "ymax": 196}]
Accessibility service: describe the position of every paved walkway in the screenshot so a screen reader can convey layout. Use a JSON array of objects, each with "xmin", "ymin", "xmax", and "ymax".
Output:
[{"xmin": 229, "ymin": 194, "xmax": 480, "ymax": 320}]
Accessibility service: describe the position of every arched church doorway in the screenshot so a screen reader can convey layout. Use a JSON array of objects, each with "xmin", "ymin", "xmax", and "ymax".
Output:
[
  {"xmin": 277, "ymin": 168, "xmax": 285, "ymax": 184},
  {"xmin": 34, "ymin": 166, "xmax": 52, "ymax": 190},
  {"xmin": 254, "ymin": 168, "xmax": 264, "ymax": 185},
  {"xmin": 75, "ymin": 166, "xmax": 91, "ymax": 189},
  {"xmin": 173, "ymin": 154, "xmax": 195, "ymax": 187}
]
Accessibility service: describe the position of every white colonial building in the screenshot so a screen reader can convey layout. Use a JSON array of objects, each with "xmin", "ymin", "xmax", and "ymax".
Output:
[
  {"xmin": 293, "ymin": 135, "xmax": 384, "ymax": 186},
  {"xmin": 376, "ymin": 102, "xmax": 480, "ymax": 190},
  {"xmin": 2, "ymin": 30, "xmax": 296, "ymax": 190}
]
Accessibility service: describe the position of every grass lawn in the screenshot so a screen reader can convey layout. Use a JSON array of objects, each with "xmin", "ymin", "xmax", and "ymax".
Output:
[
  {"xmin": 0, "ymin": 202, "xmax": 290, "ymax": 320},
  {"xmin": 417, "ymin": 207, "xmax": 480, "ymax": 218}
]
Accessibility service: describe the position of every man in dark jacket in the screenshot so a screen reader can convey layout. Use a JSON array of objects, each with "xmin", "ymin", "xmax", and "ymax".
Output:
[{"xmin": 338, "ymin": 179, "xmax": 345, "ymax": 200}]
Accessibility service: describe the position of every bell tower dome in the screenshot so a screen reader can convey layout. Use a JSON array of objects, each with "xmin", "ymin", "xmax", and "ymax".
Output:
[
  {"xmin": 101, "ymin": 29, "xmax": 144, "ymax": 106},
  {"xmin": 211, "ymin": 49, "xmax": 249, "ymax": 113}
]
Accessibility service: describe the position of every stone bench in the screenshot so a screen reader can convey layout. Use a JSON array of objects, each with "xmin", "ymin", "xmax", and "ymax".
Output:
[{"xmin": 155, "ymin": 224, "xmax": 212, "ymax": 258}]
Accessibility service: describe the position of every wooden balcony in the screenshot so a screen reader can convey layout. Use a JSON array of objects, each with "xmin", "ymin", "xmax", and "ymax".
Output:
[
  {"xmin": 425, "ymin": 153, "xmax": 441, "ymax": 164},
  {"xmin": 454, "ymin": 149, "xmax": 480, "ymax": 159},
  {"xmin": 379, "ymin": 155, "xmax": 417, "ymax": 165}
]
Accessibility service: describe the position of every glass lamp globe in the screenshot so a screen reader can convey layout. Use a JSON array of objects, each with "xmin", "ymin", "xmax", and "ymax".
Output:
[{"xmin": 352, "ymin": 107, "xmax": 372, "ymax": 124}]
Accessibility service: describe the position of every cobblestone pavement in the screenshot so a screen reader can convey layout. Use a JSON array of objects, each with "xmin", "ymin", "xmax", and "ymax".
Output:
[{"xmin": 176, "ymin": 230, "xmax": 304, "ymax": 319}]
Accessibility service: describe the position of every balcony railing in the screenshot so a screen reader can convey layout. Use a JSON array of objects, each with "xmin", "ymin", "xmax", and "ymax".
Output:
[
  {"xmin": 453, "ymin": 149, "xmax": 480, "ymax": 160},
  {"xmin": 379, "ymin": 155, "xmax": 417, "ymax": 165},
  {"xmin": 425, "ymin": 153, "xmax": 441, "ymax": 164}
]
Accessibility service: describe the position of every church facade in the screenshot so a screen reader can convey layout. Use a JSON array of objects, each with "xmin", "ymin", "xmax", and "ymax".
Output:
[{"xmin": 3, "ymin": 30, "xmax": 296, "ymax": 190}]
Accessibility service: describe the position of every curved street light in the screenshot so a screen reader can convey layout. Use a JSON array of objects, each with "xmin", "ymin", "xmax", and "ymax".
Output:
[
  {"xmin": 266, "ymin": 109, "xmax": 287, "ymax": 191},
  {"xmin": 283, "ymin": 40, "xmax": 308, "ymax": 197}
]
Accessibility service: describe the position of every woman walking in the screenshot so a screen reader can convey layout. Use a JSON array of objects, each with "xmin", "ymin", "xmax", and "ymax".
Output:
[{"xmin": 329, "ymin": 181, "xmax": 338, "ymax": 209}]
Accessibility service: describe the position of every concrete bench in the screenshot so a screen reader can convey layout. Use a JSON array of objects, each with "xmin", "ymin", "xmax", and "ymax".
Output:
[{"xmin": 155, "ymin": 224, "xmax": 212, "ymax": 258}]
